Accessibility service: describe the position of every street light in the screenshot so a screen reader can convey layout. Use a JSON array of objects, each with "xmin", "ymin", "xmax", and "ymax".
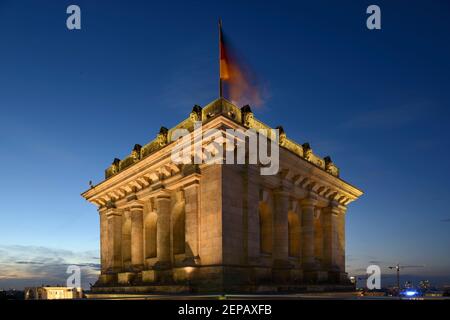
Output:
[{"xmin": 185, "ymin": 267, "xmax": 194, "ymax": 293}]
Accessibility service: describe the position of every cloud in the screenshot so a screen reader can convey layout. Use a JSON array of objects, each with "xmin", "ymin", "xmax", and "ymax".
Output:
[
  {"xmin": 349, "ymin": 268, "xmax": 368, "ymax": 273},
  {"xmin": 441, "ymin": 218, "xmax": 450, "ymax": 222},
  {"xmin": 15, "ymin": 261, "xmax": 45, "ymax": 265},
  {"xmin": 0, "ymin": 245, "xmax": 99, "ymax": 290}
]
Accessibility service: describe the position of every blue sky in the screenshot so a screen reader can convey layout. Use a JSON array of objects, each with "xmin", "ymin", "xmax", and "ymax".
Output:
[{"xmin": 0, "ymin": 0, "xmax": 449, "ymax": 289}]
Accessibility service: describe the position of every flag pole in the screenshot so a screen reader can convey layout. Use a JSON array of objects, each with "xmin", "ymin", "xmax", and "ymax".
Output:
[{"xmin": 218, "ymin": 19, "xmax": 223, "ymax": 98}]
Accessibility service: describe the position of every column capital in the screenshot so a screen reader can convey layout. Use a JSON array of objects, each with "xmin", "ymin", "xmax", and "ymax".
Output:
[
  {"xmin": 105, "ymin": 207, "xmax": 122, "ymax": 218},
  {"xmin": 337, "ymin": 204, "xmax": 347, "ymax": 215},
  {"xmin": 183, "ymin": 179, "xmax": 200, "ymax": 191},
  {"xmin": 300, "ymin": 193, "xmax": 318, "ymax": 208},
  {"xmin": 273, "ymin": 187, "xmax": 290, "ymax": 197},
  {"xmin": 128, "ymin": 200, "xmax": 144, "ymax": 211},
  {"xmin": 325, "ymin": 201, "xmax": 347, "ymax": 215},
  {"xmin": 155, "ymin": 189, "xmax": 172, "ymax": 200},
  {"xmin": 174, "ymin": 171, "xmax": 200, "ymax": 190}
]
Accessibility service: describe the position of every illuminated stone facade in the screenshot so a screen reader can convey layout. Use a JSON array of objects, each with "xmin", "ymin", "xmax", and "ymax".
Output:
[
  {"xmin": 25, "ymin": 287, "xmax": 83, "ymax": 300},
  {"xmin": 82, "ymin": 98, "xmax": 363, "ymax": 293}
]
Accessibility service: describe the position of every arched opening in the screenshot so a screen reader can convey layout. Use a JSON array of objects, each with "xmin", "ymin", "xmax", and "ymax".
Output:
[
  {"xmin": 144, "ymin": 211, "xmax": 157, "ymax": 259},
  {"xmin": 288, "ymin": 210, "xmax": 300, "ymax": 257},
  {"xmin": 122, "ymin": 211, "xmax": 131, "ymax": 269},
  {"xmin": 259, "ymin": 201, "xmax": 272, "ymax": 254}
]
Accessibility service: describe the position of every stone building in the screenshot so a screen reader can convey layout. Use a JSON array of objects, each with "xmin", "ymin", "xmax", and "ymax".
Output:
[
  {"xmin": 82, "ymin": 98, "xmax": 363, "ymax": 293},
  {"xmin": 25, "ymin": 286, "xmax": 83, "ymax": 300}
]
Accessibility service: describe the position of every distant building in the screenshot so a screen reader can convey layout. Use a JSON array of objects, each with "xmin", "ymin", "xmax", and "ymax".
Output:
[
  {"xmin": 419, "ymin": 280, "xmax": 431, "ymax": 290},
  {"xmin": 24, "ymin": 287, "xmax": 83, "ymax": 300},
  {"xmin": 0, "ymin": 289, "xmax": 24, "ymax": 300}
]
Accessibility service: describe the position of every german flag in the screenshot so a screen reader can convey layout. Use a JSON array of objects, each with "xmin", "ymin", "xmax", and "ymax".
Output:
[
  {"xmin": 219, "ymin": 20, "xmax": 230, "ymax": 81},
  {"xmin": 218, "ymin": 20, "xmax": 263, "ymax": 107}
]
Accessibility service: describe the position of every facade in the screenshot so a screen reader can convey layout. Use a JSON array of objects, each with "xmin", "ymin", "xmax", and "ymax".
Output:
[
  {"xmin": 82, "ymin": 98, "xmax": 363, "ymax": 293},
  {"xmin": 25, "ymin": 287, "xmax": 83, "ymax": 300}
]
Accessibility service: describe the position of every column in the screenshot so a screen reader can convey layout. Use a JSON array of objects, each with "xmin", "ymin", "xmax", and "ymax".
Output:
[
  {"xmin": 99, "ymin": 208, "xmax": 109, "ymax": 274},
  {"xmin": 300, "ymin": 195, "xmax": 318, "ymax": 271},
  {"xmin": 155, "ymin": 190, "xmax": 172, "ymax": 268},
  {"xmin": 322, "ymin": 204, "xmax": 340, "ymax": 271},
  {"xmin": 313, "ymin": 207, "xmax": 324, "ymax": 267},
  {"xmin": 322, "ymin": 203, "xmax": 347, "ymax": 282},
  {"xmin": 288, "ymin": 200, "xmax": 302, "ymax": 259},
  {"xmin": 130, "ymin": 202, "xmax": 144, "ymax": 270},
  {"xmin": 245, "ymin": 165, "xmax": 260, "ymax": 263},
  {"xmin": 121, "ymin": 210, "xmax": 131, "ymax": 270},
  {"xmin": 337, "ymin": 205, "xmax": 347, "ymax": 273},
  {"xmin": 106, "ymin": 207, "xmax": 123, "ymax": 272},
  {"xmin": 272, "ymin": 189, "xmax": 289, "ymax": 267},
  {"xmin": 184, "ymin": 181, "xmax": 200, "ymax": 259}
]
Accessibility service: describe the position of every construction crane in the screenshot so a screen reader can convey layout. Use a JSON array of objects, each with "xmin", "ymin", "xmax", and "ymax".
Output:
[{"xmin": 388, "ymin": 264, "xmax": 424, "ymax": 292}]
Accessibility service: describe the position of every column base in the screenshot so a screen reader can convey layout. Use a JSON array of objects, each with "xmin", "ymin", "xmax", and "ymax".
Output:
[
  {"xmin": 328, "ymin": 271, "xmax": 349, "ymax": 284},
  {"xmin": 131, "ymin": 264, "xmax": 144, "ymax": 272},
  {"xmin": 303, "ymin": 270, "xmax": 329, "ymax": 283},
  {"xmin": 181, "ymin": 255, "xmax": 200, "ymax": 266},
  {"xmin": 272, "ymin": 259, "xmax": 293, "ymax": 283},
  {"xmin": 272, "ymin": 259, "xmax": 292, "ymax": 268},
  {"xmin": 273, "ymin": 268, "xmax": 304, "ymax": 284},
  {"xmin": 142, "ymin": 268, "xmax": 173, "ymax": 283},
  {"xmin": 97, "ymin": 274, "xmax": 117, "ymax": 285},
  {"xmin": 290, "ymin": 269, "xmax": 304, "ymax": 283},
  {"xmin": 118, "ymin": 272, "xmax": 136, "ymax": 285},
  {"xmin": 154, "ymin": 261, "xmax": 172, "ymax": 270},
  {"xmin": 142, "ymin": 270, "xmax": 156, "ymax": 283}
]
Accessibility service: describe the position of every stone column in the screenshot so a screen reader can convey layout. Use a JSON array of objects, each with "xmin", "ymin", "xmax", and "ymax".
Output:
[
  {"xmin": 273, "ymin": 189, "xmax": 289, "ymax": 266},
  {"xmin": 184, "ymin": 181, "xmax": 200, "ymax": 260},
  {"xmin": 130, "ymin": 202, "xmax": 144, "ymax": 270},
  {"xmin": 337, "ymin": 205, "xmax": 347, "ymax": 274},
  {"xmin": 99, "ymin": 208, "xmax": 109, "ymax": 274},
  {"xmin": 245, "ymin": 165, "xmax": 260, "ymax": 263},
  {"xmin": 313, "ymin": 207, "xmax": 324, "ymax": 267},
  {"xmin": 323, "ymin": 203, "xmax": 347, "ymax": 282},
  {"xmin": 300, "ymin": 195, "xmax": 318, "ymax": 272},
  {"xmin": 106, "ymin": 207, "xmax": 123, "ymax": 273},
  {"xmin": 322, "ymin": 204, "xmax": 340, "ymax": 271},
  {"xmin": 289, "ymin": 199, "xmax": 301, "ymax": 259},
  {"xmin": 121, "ymin": 210, "xmax": 132, "ymax": 270},
  {"xmin": 155, "ymin": 190, "xmax": 172, "ymax": 268}
]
